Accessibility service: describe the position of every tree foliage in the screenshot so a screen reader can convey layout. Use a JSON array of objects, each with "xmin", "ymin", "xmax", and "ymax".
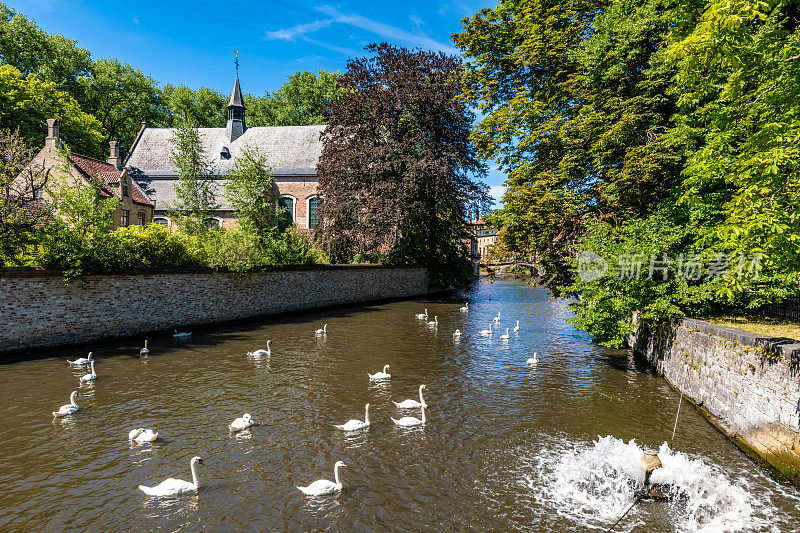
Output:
[
  {"xmin": 457, "ymin": 0, "xmax": 800, "ymax": 345},
  {"xmin": 170, "ymin": 119, "xmax": 217, "ymax": 234},
  {"xmin": 247, "ymin": 69, "xmax": 342, "ymax": 127},
  {"xmin": 316, "ymin": 43, "xmax": 490, "ymax": 287},
  {"xmin": 223, "ymin": 144, "xmax": 282, "ymax": 237}
]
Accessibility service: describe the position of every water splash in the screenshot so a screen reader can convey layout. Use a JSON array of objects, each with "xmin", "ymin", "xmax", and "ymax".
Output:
[{"xmin": 524, "ymin": 435, "xmax": 785, "ymax": 532}]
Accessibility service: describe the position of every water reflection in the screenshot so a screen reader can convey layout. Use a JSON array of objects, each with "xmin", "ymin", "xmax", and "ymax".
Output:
[{"xmin": 1, "ymin": 279, "xmax": 799, "ymax": 531}]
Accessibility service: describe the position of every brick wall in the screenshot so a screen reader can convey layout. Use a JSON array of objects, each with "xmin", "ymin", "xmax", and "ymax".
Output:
[
  {"xmin": 628, "ymin": 316, "xmax": 800, "ymax": 485},
  {"xmin": 0, "ymin": 266, "xmax": 429, "ymax": 353}
]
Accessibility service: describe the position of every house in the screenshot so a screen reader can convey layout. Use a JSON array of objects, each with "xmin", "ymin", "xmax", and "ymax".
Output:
[
  {"xmin": 471, "ymin": 218, "xmax": 498, "ymax": 260},
  {"xmin": 26, "ymin": 119, "xmax": 154, "ymax": 227},
  {"xmin": 124, "ymin": 74, "xmax": 323, "ymax": 230}
]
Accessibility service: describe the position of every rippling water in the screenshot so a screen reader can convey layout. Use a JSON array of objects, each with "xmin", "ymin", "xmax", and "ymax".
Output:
[{"xmin": 1, "ymin": 278, "xmax": 799, "ymax": 532}]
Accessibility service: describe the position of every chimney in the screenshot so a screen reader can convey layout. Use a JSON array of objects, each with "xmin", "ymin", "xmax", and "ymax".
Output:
[
  {"xmin": 45, "ymin": 118, "xmax": 60, "ymax": 149},
  {"xmin": 108, "ymin": 140, "xmax": 120, "ymax": 168}
]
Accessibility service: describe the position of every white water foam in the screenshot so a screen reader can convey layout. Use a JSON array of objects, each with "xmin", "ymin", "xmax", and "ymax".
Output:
[{"xmin": 522, "ymin": 435, "xmax": 789, "ymax": 532}]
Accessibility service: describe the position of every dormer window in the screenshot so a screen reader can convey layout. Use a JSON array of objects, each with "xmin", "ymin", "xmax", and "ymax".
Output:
[
  {"xmin": 122, "ymin": 183, "xmax": 129, "ymax": 197},
  {"xmin": 220, "ymin": 146, "xmax": 231, "ymax": 159}
]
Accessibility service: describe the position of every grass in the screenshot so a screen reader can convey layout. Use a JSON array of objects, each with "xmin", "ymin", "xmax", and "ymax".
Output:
[{"xmin": 702, "ymin": 316, "xmax": 800, "ymax": 341}]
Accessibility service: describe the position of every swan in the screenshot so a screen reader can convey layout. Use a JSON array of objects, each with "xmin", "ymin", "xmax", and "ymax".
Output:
[
  {"xmin": 500, "ymin": 328, "xmax": 510, "ymax": 340},
  {"xmin": 493, "ymin": 312, "xmax": 501, "ymax": 324},
  {"xmin": 479, "ymin": 324, "xmax": 493, "ymax": 337},
  {"xmin": 52, "ymin": 391, "xmax": 79, "ymax": 417},
  {"xmin": 248, "ymin": 340, "xmax": 271, "ymax": 357},
  {"xmin": 514, "ymin": 320, "xmax": 520, "ymax": 333},
  {"xmin": 229, "ymin": 413, "xmax": 254, "ymax": 432},
  {"xmin": 173, "ymin": 328, "xmax": 192, "ymax": 339},
  {"xmin": 460, "ymin": 302, "xmax": 469, "ymax": 312},
  {"xmin": 368, "ymin": 364, "xmax": 391, "ymax": 381},
  {"xmin": 415, "ymin": 309, "xmax": 428, "ymax": 319},
  {"xmin": 526, "ymin": 352, "xmax": 539, "ymax": 366},
  {"xmin": 392, "ymin": 404, "xmax": 427, "ymax": 427},
  {"xmin": 139, "ymin": 456, "xmax": 204, "ymax": 497},
  {"xmin": 335, "ymin": 403, "xmax": 370, "ymax": 431},
  {"xmin": 297, "ymin": 461, "xmax": 346, "ymax": 496},
  {"xmin": 129, "ymin": 428, "xmax": 159, "ymax": 443},
  {"xmin": 453, "ymin": 329, "xmax": 461, "ymax": 339},
  {"xmin": 426, "ymin": 316, "xmax": 438, "ymax": 328},
  {"xmin": 140, "ymin": 340, "xmax": 150, "ymax": 356},
  {"xmin": 67, "ymin": 352, "xmax": 93, "ymax": 366},
  {"xmin": 315, "ymin": 324, "xmax": 328, "ymax": 336},
  {"xmin": 393, "ymin": 384, "xmax": 427, "ymax": 409},
  {"xmin": 80, "ymin": 360, "xmax": 97, "ymax": 381}
]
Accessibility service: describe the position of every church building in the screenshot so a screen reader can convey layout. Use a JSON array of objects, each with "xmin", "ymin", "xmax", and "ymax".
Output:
[{"xmin": 124, "ymin": 74, "xmax": 324, "ymax": 230}]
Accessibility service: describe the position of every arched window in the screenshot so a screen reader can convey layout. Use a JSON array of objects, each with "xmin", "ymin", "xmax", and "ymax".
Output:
[
  {"xmin": 153, "ymin": 216, "xmax": 170, "ymax": 227},
  {"xmin": 278, "ymin": 196, "xmax": 295, "ymax": 225},
  {"xmin": 308, "ymin": 197, "xmax": 322, "ymax": 228},
  {"xmin": 205, "ymin": 217, "xmax": 223, "ymax": 230}
]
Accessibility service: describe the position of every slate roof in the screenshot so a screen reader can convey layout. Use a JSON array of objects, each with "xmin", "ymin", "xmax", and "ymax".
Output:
[
  {"xmin": 124, "ymin": 125, "xmax": 324, "ymax": 178},
  {"xmin": 136, "ymin": 178, "xmax": 232, "ymax": 211},
  {"xmin": 229, "ymin": 76, "xmax": 245, "ymax": 108}
]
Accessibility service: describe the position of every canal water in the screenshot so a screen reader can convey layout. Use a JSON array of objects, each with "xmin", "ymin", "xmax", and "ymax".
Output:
[{"xmin": 1, "ymin": 278, "xmax": 798, "ymax": 532}]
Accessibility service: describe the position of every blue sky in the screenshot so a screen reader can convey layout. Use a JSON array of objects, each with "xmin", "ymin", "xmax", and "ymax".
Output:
[{"xmin": 10, "ymin": 0, "xmax": 507, "ymax": 203}]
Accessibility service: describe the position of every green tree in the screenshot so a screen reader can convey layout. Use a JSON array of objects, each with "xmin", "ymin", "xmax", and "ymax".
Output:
[
  {"xmin": 223, "ymin": 144, "xmax": 281, "ymax": 237},
  {"xmin": 33, "ymin": 147, "xmax": 118, "ymax": 279},
  {"xmin": 0, "ymin": 2, "xmax": 91, "ymax": 99},
  {"xmin": 0, "ymin": 128, "xmax": 51, "ymax": 263},
  {"xmin": 0, "ymin": 63, "xmax": 104, "ymax": 156},
  {"xmin": 247, "ymin": 69, "xmax": 342, "ymax": 127},
  {"xmin": 169, "ymin": 119, "xmax": 217, "ymax": 234},
  {"xmin": 159, "ymin": 84, "xmax": 227, "ymax": 128},
  {"xmin": 81, "ymin": 58, "xmax": 166, "ymax": 152}
]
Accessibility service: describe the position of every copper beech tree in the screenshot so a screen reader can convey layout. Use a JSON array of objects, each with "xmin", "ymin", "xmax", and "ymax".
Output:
[{"xmin": 315, "ymin": 43, "xmax": 490, "ymax": 286}]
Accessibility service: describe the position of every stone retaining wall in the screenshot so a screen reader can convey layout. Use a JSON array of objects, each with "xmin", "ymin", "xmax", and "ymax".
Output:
[
  {"xmin": 0, "ymin": 266, "xmax": 429, "ymax": 353},
  {"xmin": 628, "ymin": 316, "xmax": 800, "ymax": 485}
]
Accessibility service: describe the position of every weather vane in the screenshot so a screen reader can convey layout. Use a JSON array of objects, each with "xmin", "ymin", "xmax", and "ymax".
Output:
[{"xmin": 234, "ymin": 50, "xmax": 239, "ymax": 76}]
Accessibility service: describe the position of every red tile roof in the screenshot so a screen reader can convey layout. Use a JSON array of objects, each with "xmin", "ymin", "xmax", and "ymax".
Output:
[{"xmin": 69, "ymin": 153, "xmax": 153, "ymax": 207}]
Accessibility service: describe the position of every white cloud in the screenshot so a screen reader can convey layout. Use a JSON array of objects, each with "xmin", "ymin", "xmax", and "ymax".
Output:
[
  {"xmin": 264, "ymin": 6, "xmax": 458, "ymax": 55},
  {"xmin": 265, "ymin": 19, "xmax": 333, "ymax": 41},
  {"xmin": 301, "ymin": 36, "xmax": 363, "ymax": 58},
  {"xmin": 316, "ymin": 6, "xmax": 459, "ymax": 54}
]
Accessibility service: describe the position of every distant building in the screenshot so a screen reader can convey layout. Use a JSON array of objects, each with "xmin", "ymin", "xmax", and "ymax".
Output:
[
  {"xmin": 471, "ymin": 218, "xmax": 498, "ymax": 260},
  {"xmin": 24, "ymin": 119, "xmax": 154, "ymax": 227},
  {"xmin": 124, "ymin": 74, "xmax": 323, "ymax": 231}
]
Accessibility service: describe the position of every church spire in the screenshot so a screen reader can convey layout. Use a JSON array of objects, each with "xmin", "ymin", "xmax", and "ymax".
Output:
[{"xmin": 225, "ymin": 51, "xmax": 246, "ymax": 142}]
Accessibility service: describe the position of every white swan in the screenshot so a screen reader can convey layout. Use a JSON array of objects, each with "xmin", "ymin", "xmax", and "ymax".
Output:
[
  {"xmin": 513, "ymin": 320, "xmax": 520, "ymax": 333},
  {"xmin": 368, "ymin": 364, "xmax": 391, "ymax": 381},
  {"xmin": 129, "ymin": 428, "xmax": 159, "ymax": 443},
  {"xmin": 229, "ymin": 413, "xmax": 254, "ymax": 432},
  {"xmin": 526, "ymin": 352, "xmax": 539, "ymax": 366},
  {"xmin": 479, "ymin": 324, "xmax": 493, "ymax": 336},
  {"xmin": 80, "ymin": 360, "xmax": 97, "ymax": 381},
  {"xmin": 315, "ymin": 324, "xmax": 328, "ymax": 336},
  {"xmin": 173, "ymin": 328, "xmax": 192, "ymax": 339},
  {"xmin": 140, "ymin": 340, "xmax": 150, "ymax": 356},
  {"xmin": 52, "ymin": 391, "xmax": 79, "ymax": 417},
  {"xmin": 139, "ymin": 456, "xmax": 204, "ymax": 497},
  {"xmin": 500, "ymin": 328, "xmax": 510, "ymax": 340},
  {"xmin": 493, "ymin": 312, "xmax": 500, "ymax": 324},
  {"xmin": 453, "ymin": 329, "xmax": 461, "ymax": 339},
  {"xmin": 392, "ymin": 404, "xmax": 427, "ymax": 427},
  {"xmin": 335, "ymin": 403, "xmax": 370, "ymax": 431},
  {"xmin": 248, "ymin": 340, "xmax": 271, "ymax": 357},
  {"xmin": 297, "ymin": 461, "xmax": 346, "ymax": 496},
  {"xmin": 426, "ymin": 316, "xmax": 438, "ymax": 328},
  {"xmin": 415, "ymin": 309, "xmax": 428, "ymax": 319},
  {"xmin": 460, "ymin": 302, "xmax": 469, "ymax": 312},
  {"xmin": 67, "ymin": 352, "xmax": 93, "ymax": 366},
  {"xmin": 393, "ymin": 384, "xmax": 427, "ymax": 409}
]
